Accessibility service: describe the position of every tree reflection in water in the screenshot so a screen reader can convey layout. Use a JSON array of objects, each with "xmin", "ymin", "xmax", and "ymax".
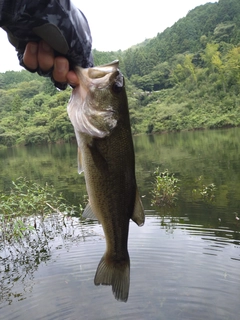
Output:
[{"xmin": 0, "ymin": 214, "xmax": 91, "ymax": 305}]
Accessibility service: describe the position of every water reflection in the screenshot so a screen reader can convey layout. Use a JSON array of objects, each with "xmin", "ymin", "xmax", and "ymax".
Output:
[
  {"xmin": 0, "ymin": 215, "xmax": 96, "ymax": 307},
  {"xmin": 1, "ymin": 212, "xmax": 239, "ymax": 319},
  {"xmin": 1, "ymin": 128, "xmax": 240, "ymax": 319}
]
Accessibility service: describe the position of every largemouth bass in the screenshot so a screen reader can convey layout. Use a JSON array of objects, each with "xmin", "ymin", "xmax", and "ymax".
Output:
[{"xmin": 67, "ymin": 60, "xmax": 145, "ymax": 302}]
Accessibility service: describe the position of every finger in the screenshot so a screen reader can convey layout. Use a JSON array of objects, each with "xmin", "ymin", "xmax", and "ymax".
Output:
[
  {"xmin": 23, "ymin": 42, "xmax": 38, "ymax": 71},
  {"xmin": 38, "ymin": 40, "xmax": 55, "ymax": 72},
  {"xmin": 52, "ymin": 57, "xmax": 69, "ymax": 83},
  {"xmin": 66, "ymin": 70, "xmax": 80, "ymax": 87}
]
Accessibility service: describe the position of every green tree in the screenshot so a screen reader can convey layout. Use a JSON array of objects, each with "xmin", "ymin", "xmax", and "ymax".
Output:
[
  {"xmin": 224, "ymin": 46, "xmax": 240, "ymax": 92},
  {"xmin": 11, "ymin": 94, "xmax": 22, "ymax": 113},
  {"xmin": 201, "ymin": 43, "xmax": 220, "ymax": 72}
]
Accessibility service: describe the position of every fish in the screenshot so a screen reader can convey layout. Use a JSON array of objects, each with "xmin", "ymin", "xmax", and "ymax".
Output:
[{"xmin": 67, "ymin": 60, "xmax": 145, "ymax": 302}]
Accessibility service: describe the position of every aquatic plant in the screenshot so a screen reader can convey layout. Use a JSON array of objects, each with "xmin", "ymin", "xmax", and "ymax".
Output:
[
  {"xmin": 0, "ymin": 177, "xmax": 80, "ymax": 242},
  {"xmin": 200, "ymin": 183, "xmax": 216, "ymax": 201},
  {"xmin": 151, "ymin": 168, "xmax": 180, "ymax": 206},
  {"xmin": 192, "ymin": 176, "xmax": 216, "ymax": 202}
]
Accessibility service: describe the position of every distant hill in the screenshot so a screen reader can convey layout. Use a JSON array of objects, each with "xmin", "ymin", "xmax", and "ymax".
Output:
[
  {"xmin": 121, "ymin": 0, "xmax": 240, "ymax": 78},
  {"xmin": 92, "ymin": 0, "xmax": 240, "ymax": 79},
  {"xmin": 1, "ymin": 0, "xmax": 240, "ymax": 148}
]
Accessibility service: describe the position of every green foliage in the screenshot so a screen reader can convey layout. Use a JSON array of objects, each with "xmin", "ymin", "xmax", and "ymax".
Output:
[
  {"xmin": 24, "ymin": 126, "xmax": 50, "ymax": 145},
  {"xmin": 192, "ymin": 176, "xmax": 217, "ymax": 202},
  {"xmin": 0, "ymin": 70, "xmax": 43, "ymax": 89},
  {"xmin": 0, "ymin": 177, "xmax": 81, "ymax": 242},
  {"xmin": 151, "ymin": 168, "xmax": 180, "ymax": 206},
  {"xmin": 1, "ymin": 0, "xmax": 240, "ymax": 146},
  {"xmin": 122, "ymin": 0, "xmax": 240, "ymax": 135},
  {"xmin": 92, "ymin": 49, "xmax": 124, "ymax": 67},
  {"xmin": 200, "ymin": 183, "xmax": 217, "ymax": 201},
  {"xmin": 0, "ymin": 71, "xmax": 73, "ymax": 146}
]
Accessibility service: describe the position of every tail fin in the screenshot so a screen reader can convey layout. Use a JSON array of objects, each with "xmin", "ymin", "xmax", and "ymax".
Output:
[{"xmin": 94, "ymin": 254, "xmax": 130, "ymax": 302}]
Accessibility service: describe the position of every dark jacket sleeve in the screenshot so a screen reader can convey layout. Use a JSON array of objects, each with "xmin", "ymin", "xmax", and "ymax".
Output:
[{"xmin": 0, "ymin": 0, "xmax": 93, "ymax": 88}]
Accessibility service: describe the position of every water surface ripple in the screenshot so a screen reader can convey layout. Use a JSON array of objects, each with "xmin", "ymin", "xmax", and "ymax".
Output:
[
  {"xmin": 1, "ymin": 129, "xmax": 240, "ymax": 319},
  {"xmin": 1, "ymin": 214, "xmax": 239, "ymax": 320}
]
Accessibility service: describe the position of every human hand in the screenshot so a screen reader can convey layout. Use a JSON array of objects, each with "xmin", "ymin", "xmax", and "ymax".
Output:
[{"xmin": 23, "ymin": 40, "xmax": 79, "ymax": 88}]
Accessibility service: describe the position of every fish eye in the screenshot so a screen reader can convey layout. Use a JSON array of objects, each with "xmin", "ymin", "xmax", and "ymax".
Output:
[{"xmin": 112, "ymin": 82, "xmax": 123, "ymax": 94}]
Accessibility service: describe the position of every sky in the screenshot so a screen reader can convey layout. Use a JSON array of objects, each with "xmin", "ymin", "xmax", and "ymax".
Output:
[{"xmin": 0, "ymin": 0, "xmax": 217, "ymax": 72}]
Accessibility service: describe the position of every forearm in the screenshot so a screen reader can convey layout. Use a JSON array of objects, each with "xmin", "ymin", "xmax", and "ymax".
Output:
[
  {"xmin": 0, "ymin": 0, "xmax": 93, "ymax": 68},
  {"xmin": 0, "ymin": 0, "xmax": 25, "ymax": 25}
]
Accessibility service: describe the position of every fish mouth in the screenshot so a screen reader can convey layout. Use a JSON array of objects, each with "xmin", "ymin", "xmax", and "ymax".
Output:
[
  {"xmin": 88, "ymin": 60, "xmax": 119, "ymax": 79},
  {"xmin": 76, "ymin": 60, "xmax": 120, "ymax": 88},
  {"xmin": 68, "ymin": 61, "xmax": 121, "ymax": 138}
]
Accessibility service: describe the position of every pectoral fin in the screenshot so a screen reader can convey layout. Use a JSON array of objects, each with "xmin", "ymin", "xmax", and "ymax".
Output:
[
  {"xmin": 82, "ymin": 203, "xmax": 99, "ymax": 221},
  {"xmin": 78, "ymin": 147, "xmax": 84, "ymax": 174},
  {"xmin": 131, "ymin": 189, "xmax": 145, "ymax": 226}
]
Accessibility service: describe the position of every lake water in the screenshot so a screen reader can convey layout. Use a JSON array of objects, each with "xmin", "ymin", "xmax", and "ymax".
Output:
[{"xmin": 1, "ymin": 128, "xmax": 240, "ymax": 319}]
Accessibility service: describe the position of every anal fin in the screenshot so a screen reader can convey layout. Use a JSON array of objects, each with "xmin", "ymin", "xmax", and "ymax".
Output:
[
  {"xmin": 82, "ymin": 203, "xmax": 98, "ymax": 221},
  {"xmin": 131, "ymin": 188, "xmax": 145, "ymax": 226}
]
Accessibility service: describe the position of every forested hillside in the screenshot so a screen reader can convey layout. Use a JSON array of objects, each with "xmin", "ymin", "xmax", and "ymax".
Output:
[{"xmin": 1, "ymin": 0, "xmax": 240, "ymax": 148}]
